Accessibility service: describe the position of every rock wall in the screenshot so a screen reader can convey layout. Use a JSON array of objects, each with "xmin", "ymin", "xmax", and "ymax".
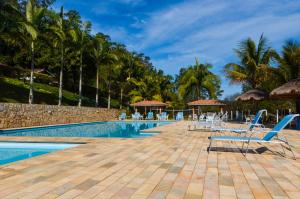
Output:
[{"xmin": 0, "ymin": 103, "xmax": 119, "ymax": 129}]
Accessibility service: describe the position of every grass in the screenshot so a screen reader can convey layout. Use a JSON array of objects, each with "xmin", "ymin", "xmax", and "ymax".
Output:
[{"xmin": 0, "ymin": 77, "xmax": 95, "ymax": 106}]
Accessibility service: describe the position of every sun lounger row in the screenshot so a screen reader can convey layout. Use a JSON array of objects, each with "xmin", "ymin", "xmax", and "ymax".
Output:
[{"xmin": 119, "ymin": 111, "xmax": 178, "ymax": 120}]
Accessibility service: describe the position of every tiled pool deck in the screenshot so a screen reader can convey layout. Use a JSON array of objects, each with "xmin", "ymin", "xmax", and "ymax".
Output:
[{"xmin": 0, "ymin": 121, "xmax": 300, "ymax": 199}]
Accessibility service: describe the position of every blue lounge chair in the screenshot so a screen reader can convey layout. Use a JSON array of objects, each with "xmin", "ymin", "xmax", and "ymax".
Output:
[
  {"xmin": 146, "ymin": 112, "xmax": 154, "ymax": 120},
  {"xmin": 208, "ymin": 114, "xmax": 299, "ymax": 159},
  {"xmin": 119, "ymin": 112, "xmax": 126, "ymax": 120},
  {"xmin": 211, "ymin": 109, "xmax": 267, "ymax": 133},
  {"xmin": 176, "ymin": 112, "xmax": 184, "ymax": 120},
  {"xmin": 160, "ymin": 112, "xmax": 168, "ymax": 120},
  {"xmin": 132, "ymin": 112, "xmax": 142, "ymax": 120}
]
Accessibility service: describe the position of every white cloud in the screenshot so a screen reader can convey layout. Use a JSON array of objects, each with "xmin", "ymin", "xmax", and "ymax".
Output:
[
  {"xmin": 116, "ymin": 0, "xmax": 145, "ymax": 6},
  {"xmin": 134, "ymin": 0, "xmax": 228, "ymax": 50},
  {"xmin": 91, "ymin": 0, "xmax": 145, "ymax": 15},
  {"xmin": 130, "ymin": 0, "xmax": 300, "ymax": 97}
]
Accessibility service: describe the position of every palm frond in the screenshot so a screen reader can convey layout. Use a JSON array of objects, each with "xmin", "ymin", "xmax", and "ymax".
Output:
[{"xmin": 19, "ymin": 22, "xmax": 37, "ymax": 40}]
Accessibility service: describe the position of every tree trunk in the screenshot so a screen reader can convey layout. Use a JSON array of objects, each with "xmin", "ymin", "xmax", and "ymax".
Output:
[
  {"xmin": 58, "ymin": 6, "xmax": 64, "ymax": 106},
  {"xmin": 95, "ymin": 64, "xmax": 99, "ymax": 107},
  {"xmin": 58, "ymin": 43, "xmax": 64, "ymax": 106},
  {"xmin": 196, "ymin": 85, "xmax": 200, "ymax": 100},
  {"xmin": 28, "ymin": 41, "xmax": 34, "ymax": 104},
  {"xmin": 78, "ymin": 50, "xmax": 83, "ymax": 107},
  {"xmin": 107, "ymin": 86, "xmax": 111, "ymax": 109},
  {"xmin": 107, "ymin": 71, "xmax": 111, "ymax": 109},
  {"xmin": 120, "ymin": 87, "xmax": 123, "ymax": 109}
]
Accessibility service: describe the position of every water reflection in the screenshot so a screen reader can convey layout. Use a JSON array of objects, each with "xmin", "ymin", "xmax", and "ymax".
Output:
[{"xmin": 0, "ymin": 122, "xmax": 171, "ymax": 138}]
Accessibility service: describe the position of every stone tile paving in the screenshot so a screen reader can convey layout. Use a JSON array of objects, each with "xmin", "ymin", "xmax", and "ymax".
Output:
[{"xmin": 0, "ymin": 121, "xmax": 300, "ymax": 198}]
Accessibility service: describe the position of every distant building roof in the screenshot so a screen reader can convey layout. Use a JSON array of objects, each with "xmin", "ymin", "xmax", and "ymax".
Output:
[
  {"xmin": 130, "ymin": 100, "xmax": 167, "ymax": 107},
  {"xmin": 187, "ymin": 99, "xmax": 225, "ymax": 106}
]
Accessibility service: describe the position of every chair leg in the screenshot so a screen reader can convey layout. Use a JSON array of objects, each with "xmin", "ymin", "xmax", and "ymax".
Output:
[
  {"xmin": 281, "ymin": 135, "xmax": 296, "ymax": 160},
  {"xmin": 241, "ymin": 141, "xmax": 245, "ymax": 151},
  {"xmin": 276, "ymin": 135, "xmax": 286, "ymax": 156},
  {"xmin": 280, "ymin": 143, "xmax": 286, "ymax": 156},
  {"xmin": 286, "ymin": 140, "xmax": 296, "ymax": 160},
  {"xmin": 244, "ymin": 141, "xmax": 250, "ymax": 157},
  {"xmin": 208, "ymin": 140, "xmax": 213, "ymax": 153}
]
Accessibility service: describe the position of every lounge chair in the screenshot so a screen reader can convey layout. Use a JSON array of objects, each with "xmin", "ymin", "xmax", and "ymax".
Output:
[
  {"xmin": 146, "ymin": 112, "xmax": 154, "ymax": 120},
  {"xmin": 245, "ymin": 115, "xmax": 252, "ymax": 124},
  {"xmin": 175, "ymin": 112, "xmax": 184, "ymax": 120},
  {"xmin": 132, "ymin": 112, "xmax": 142, "ymax": 120},
  {"xmin": 208, "ymin": 114, "xmax": 299, "ymax": 159},
  {"xmin": 189, "ymin": 113, "xmax": 216, "ymax": 130},
  {"xmin": 193, "ymin": 114, "xmax": 198, "ymax": 120},
  {"xmin": 160, "ymin": 112, "xmax": 168, "ymax": 120},
  {"xmin": 199, "ymin": 114, "xmax": 205, "ymax": 121},
  {"xmin": 119, "ymin": 112, "xmax": 126, "ymax": 120},
  {"xmin": 156, "ymin": 113, "xmax": 160, "ymax": 120},
  {"xmin": 211, "ymin": 109, "xmax": 267, "ymax": 133}
]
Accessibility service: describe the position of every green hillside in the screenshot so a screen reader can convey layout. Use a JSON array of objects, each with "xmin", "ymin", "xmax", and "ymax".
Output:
[{"xmin": 0, "ymin": 77, "xmax": 94, "ymax": 106}]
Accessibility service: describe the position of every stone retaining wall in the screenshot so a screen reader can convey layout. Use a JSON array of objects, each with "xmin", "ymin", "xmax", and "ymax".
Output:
[{"xmin": 0, "ymin": 103, "xmax": 119, "ymax": 129}]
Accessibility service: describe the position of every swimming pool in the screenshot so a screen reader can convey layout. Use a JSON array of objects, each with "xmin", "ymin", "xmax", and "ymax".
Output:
[
  {"xmin": 0, "ymin": 142, "xmax": 78, "ymax": 165},
  {"xmin": 0, "ymin": 121, "xmax": 172, "ymax": 138}
]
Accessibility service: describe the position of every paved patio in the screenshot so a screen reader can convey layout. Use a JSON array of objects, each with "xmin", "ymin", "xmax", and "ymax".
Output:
[{"xmin": 0, "ymin": 121, "xmax": 300, "ymax": 199}]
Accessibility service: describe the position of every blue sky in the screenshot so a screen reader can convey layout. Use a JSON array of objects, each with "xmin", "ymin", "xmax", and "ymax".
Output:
[{"xmin": 53, "ymin": 0, "xmax": 300, "ymax": 99}]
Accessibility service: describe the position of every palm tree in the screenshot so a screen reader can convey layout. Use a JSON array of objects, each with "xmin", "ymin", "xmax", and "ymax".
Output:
[
  {"xmin": 178, "ymin": 58, "xmax": 221, "ymax": 101},
  {"xmin": 277, "ymin": 40, "xmax": 300, "ymax": 82},
  {"xmin": 23, "ymin": 0, "xmax": 45, "ymax": 104},
  {"xmin": 91, "ymin": 34, "xmax": 109, "ymax": 107},
  {"xmin": 224, "ymin": 34, "xmax": 277, "ymax": 90},
  {"xmin": 117, "ymin": 51, "xmax": 138, "ymax": 109},
  {"xmin": 49, "ymin": 7, "xmax": 66, "ymax": 105},
  {"xmin": 73, "ymin": 22, "xmax": 91, "ymax": 107},
  {"xmin": 105, "ymin": 50, "xmax": 119, "ymax": 109}
]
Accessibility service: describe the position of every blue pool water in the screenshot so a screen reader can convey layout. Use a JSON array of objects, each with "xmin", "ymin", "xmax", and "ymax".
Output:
[
  {"xmin": 0, "ymin": 121, "xmax": 172, "ymax": 138},
  {"xmin": 0, "ymin": 142, "xmax": 78, "ymax": 165}
]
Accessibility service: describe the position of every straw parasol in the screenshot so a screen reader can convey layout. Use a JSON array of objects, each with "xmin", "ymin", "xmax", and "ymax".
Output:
[
  {"xmin": 270, "ymin": 79, "xmax": 300, "ymax": 129},
  {"xmin": 270, "ymin": 78, "xmax": 300, "ymax": 112},
  {"xmin": 187, "ymin": 99, "xmax": 225, "ymax": 106},
  {"xmin": 270, "ymin": 79, "xmax": 300, "ymax": 99},
  {"xmin": 235, "ymin": 89, "xmax": 268, "ymax": 117},
  {"xmin": 187, "ymin": 99, "xmax": 225, "ymax": 115},
  {"xmin": 235, "ymin": 89, "xmax": 268, "ymax": 101},
  {"xmin": 130, "ymin": 100, "xmax": 167, "ymax": 114}
]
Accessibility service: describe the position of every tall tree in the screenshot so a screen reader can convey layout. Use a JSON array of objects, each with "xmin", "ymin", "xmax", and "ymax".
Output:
[
  {"xmin": 105, "ymin": 49, "xmax": 119, "ymax": 109},
  {"xmin": 73, "ymin": 21, "xmax": 91, "ymax": 106},
  {"xmin": 23, "ymin": 0, "xmax": 45, "ymax": 104},
  {"xmin": 178, "ymin": 58, "xmax": 222, "ymax": 101},
  {"xmin": 91, "ymin": 33, "xmax": 110, "ymax": 107},
  {"xmin": 224, "ymin": 34, "xmax": 277, "ymax": 90},
  {"xmin": 57, "ymin": 7, "xmax": 65, "ymax": 106},
  {"xmin": 49, "ymin": 7, "xmax": 66, "ymax": 105},
  {"xmin": 277, "ymin": 40, "xmax": 300, "ymax": 82}
]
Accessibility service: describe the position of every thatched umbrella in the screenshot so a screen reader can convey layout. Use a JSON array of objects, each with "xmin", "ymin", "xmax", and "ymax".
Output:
[
  {"xmin": 130, "ymin": 100, "xmax": 167, "ymax": 114},
  {"xmin": 235, "ymin": 89, "xmax": 268, "ymax": 118},
  {"xmin": 187, "ymin": 99, "xmax": 225, "ymax": 115},
  {"xmin": 235, "ymin": 89, "xmax": 268, "ymax": 101},
  {"xmin": 270, "ymin": 79, "xmax": 300, "ymax": 129}
]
